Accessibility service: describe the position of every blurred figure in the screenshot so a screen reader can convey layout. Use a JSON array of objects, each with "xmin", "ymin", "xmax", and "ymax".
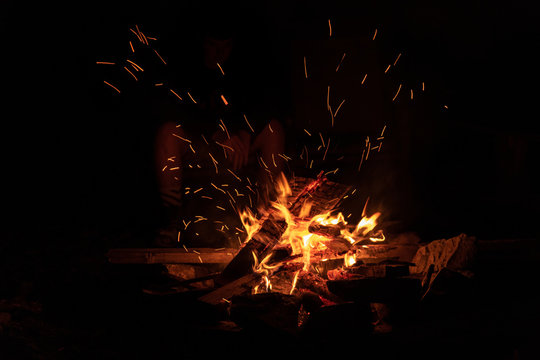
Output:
[{"xmin": 153, "ymin": 17, "xmax": 285, "ymax": 247}]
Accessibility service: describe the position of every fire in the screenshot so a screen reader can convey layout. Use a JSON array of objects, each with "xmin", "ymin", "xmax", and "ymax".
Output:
[
  {"xmin": 344, "ymin": 251, "xmax": 357, "ymax": 267},
  {"xmin": 237, "ymin": 172, "xmax": 385, "ymax": 284}
]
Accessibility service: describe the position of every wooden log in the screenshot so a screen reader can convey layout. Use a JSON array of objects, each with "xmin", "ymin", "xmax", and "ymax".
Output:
[
  {"xmin": 198, "ymin": 273, "xmax": 261, "ymax": 305},
  {"xmin": 217, "ymin": 172, "xmax": 329, "ymax": 284},
  {"xmin": 106, "ymin": 248, "xmax": 237, "ymax": 264}
]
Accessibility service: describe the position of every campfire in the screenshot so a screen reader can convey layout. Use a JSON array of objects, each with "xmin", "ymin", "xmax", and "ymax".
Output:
[{"xmin": 108, "ymin": 171, "xmax": 476, "ymax": 335}]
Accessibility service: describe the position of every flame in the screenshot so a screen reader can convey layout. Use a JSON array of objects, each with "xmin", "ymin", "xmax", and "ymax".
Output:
[
  {"xmin": 344, "ymin": 251, "xmax": 356, "ymax": 267},
  {"xmin": 239, "ymin": 207, "xmax": 261, "ymax": 244},
  {"xmin": 354, "ymin": 212, "xmax": 381, "ymax": 236},
  {"xmin": 237, "ymin": 172, "xmax": 386, "ymax": 288}
]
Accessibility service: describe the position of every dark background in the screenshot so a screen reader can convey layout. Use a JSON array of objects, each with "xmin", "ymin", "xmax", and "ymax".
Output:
[
  {"xmin": 1, "ymin": 0, "xmax": 539, "ymax": 358},
  {"xmin": 3, "ymin": 0, "xmax": 539, "ymax": 242}
]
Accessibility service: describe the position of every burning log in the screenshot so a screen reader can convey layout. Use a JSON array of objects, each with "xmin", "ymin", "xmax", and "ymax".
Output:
[
  {"xmin": 106, "ymin": 248, "xmax": 236, "ymax": 264},
  {"xmin": 198, "ymin": 273, "xmax": 261, "ymax": 305},
  {"xmin": 217, "ymin": 172, "xmax": 329, "ymax": 284}
]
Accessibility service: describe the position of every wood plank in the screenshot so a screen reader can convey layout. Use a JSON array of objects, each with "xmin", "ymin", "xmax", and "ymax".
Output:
[
  {"xmin": 106, "ymin": 248, "xmax": 237, "ymax": 264},
  {"xmin": 198, "ymin": 273, "xmax": 261, "ymax": 305}
]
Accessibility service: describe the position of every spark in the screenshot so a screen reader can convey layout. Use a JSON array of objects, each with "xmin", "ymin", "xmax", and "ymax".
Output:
[
  {"xmin": 323, "ymin": 138, "xmax": 331, "ymax": 161},
  {"xmin": 201, "ymin": 134, "xmax": 209, "ymax": 144},
  {"xmin": 123, "ymin": 66, "xmax": 138, "ymax": 81},
  {"xmin": 216, "ymin": 62, "xmax": 225, "ymax": 75},
  {"xmin": 189, "ymin": 144, "xmax": 196, "ymax": 153},
  {"xmin": 335, "ymin": 53, "xmax": 346, "ymax": 72},
  {"xmin": 172, "ymin": 133, "xmax": 191, "ymax": 143},
  {"xmin": 220, "ymin": 94, "xmax": 228, "ymax": 106},
  {"xmin": 303, "ymin": 56, "xmax": 308, "ymax": 79},
  {"xmin": 411, "ymin": 89, "xmax": 414, "ymax": 100},
  {"xmin": 326, "ymin": 86, "xmax": 331, "ymax": 111},
  {"xmin": 209, "ymin": 153, "xmax": 219, "ymax": 174},
  {"xmin": 358, "ymin": 149, "xmax": 365, "ymax": 171},
  {"xmin": 183, "ymin": 220, "xmax": 191, "ymax": 230},
  {"xmin": 227, "ymin": 168, "xmax": 241, "ymax": 181},
  {"xmin": 169, "ymin": 167, "xmax": 180, "ymax": 171},
  {"xmin": 381, "ymin": 124, "xmax": 387, "ymax": 136},
  {"xmin": 384, "ymin": 64, "xmax": 391, "ymax": 74},
  {"xmin": 333, "ymin": 99, "xmax": 346, "ymax": 118},
  {"xmin": 444, "ymin": 105, "xmax": 448, "ymax": 109},
  {"xmin": 161, "ymin": 165, "xmax": 167, "ymax": 172},
  {"xmin": 393, "ymin": 52, "xmax": 402, "ymax": 66},
  {"xmin": 129, "ymin": 41, "xmax": 134, "ymax": 53},
  {"xmin": 211, "ymin": 182, "xmax": 226, "ymax": 194},
  {"xmin": 309, "ymin": 159, "xmax": 314, "ymax": 168},
  {"xmin": 243, "ymin": 114, "xmax": 255, "ymax": 133},
  {"xmin": 259, "ymin": 157, "xmax": 268, "ymax": 169},
  {"xmin": 177, "ymin": 231, "xmax": 181, "ymax": 242},
  {"xmin": 96, "ymin": 61, "xmax": 115, "ymax": 65},
  {"xmin": 361, "ymin": 73, "xmax": 367, "ymax": 85},
  {"xmin": 183, "ymin": 244, "xmax": 188, "ymax": 252},
  {"xmin": 126, "ymin": 59, "xmax": 143, "ymax": 71},
  {"xmin": 278, "ymin": 153, "xmax": 291, "ymax": 161},
  {"xmin": 328, "ymin": 19, "xmax": 332, "ymax": 37},
  {"xmin": 194, "ymin": 187, "xmax": 203, "ymax": 193},
  {"xmin": 187, "ymin": 91, "xmax": 197, "ymax": 104},
  {"xmin": 154, "ymin": 83, "xmax": 163, "ymax": 86},
  {"xmin": 268, "ymin": 123, "xmax": 273, "ymax": 133},
  {"xmin": 219, "ymin": 119, "xmax": 230, "ymax": 139},
  {"xmin": 169, "ymin": 88, "xmax": 182, "ymax": 101},
  {"xmin": 271, "ymin": 153, "xmax": 277, "ymax": 167},
  {"xmin": 216, "ymin": 141, "xmax": 234, "ymax": 152},
  {"xmin": 362, "ymin": 196, "xmax": 370, "ymax": 217},
  {"xmin": 103, "ymin": 81, "xmax": 120, "ymax": 94},
  {"xmin": 392, "ymin": 84, "xmax": 402, "ymax": 102},
  {"xmin": 129, "ymin": 28, "xmax": 143, "ymax": 42},
  {"xmin": 216, "ymin": 206, "xmax": 226, "ymax": 211},
  {"xmin": 234, "ymin": 189, "xmax": 244, "ymax": 197},
  {"xmin": 372, "ymin": 28, "xmax": 378, "ymax": 40},
  {"xmin": 154, "ymin": 49, "xmax": 167, "ymax": 65},
  {"xmin": 422, "ymin": 82, "xmax": 425, "ymax": 91},
  {"xmin": 303, "ymin": 129, "xmax": 312, "ymax": 136},
  {"xmin": 201, "ymin": 196, "xmax": 213, "ymax": 200},
  {"xmin": 319, "ymin": 132, "xmax": 325, "ymax": 147}
]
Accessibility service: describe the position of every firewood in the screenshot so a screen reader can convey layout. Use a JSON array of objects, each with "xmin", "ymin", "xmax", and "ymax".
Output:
[
  {"xmin": 217, "ymin": 172, "xmax": 329, "ymax": 284},
  {"xmin": 106, "ymin": 248, "xmax": 236, "ymax": 264},
  {"xmin": 198, "ymin": 273, "xmax": 260, "ymax": 305}
]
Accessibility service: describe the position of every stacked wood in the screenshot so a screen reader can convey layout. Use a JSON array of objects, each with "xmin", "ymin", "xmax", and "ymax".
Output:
[
  {"xmin": 106, "ymin": 248, "xmax": 237, "ymax": 264},
  {"xmin": 410, "ymin": 233, "xmax": 476, "ymax": 297},
  {"xmin": 217, "ymin": 172, "xmax": 352, "ymax": 285}
]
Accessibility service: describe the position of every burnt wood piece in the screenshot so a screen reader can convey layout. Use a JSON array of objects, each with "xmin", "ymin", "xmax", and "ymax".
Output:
[
  {"xmin": 327, "ymin": 276, "xmax": 423, "ymax": 302},
  {"xmin": 229, "ymin": 293, "xmax": 301, "ymax": 334},
  {"xmin": 198, "ymin": 273, "xmax": 261, "ymax": 305},
  {"xmin": 106, "ymin": 248, "xmax": 237, "ymax": 264},
  {"xmin": 330, "ymin": 263, "xmax": 410, "ymax": 279},
  {"xmin": 217, "ymin": 173, "xmax": 329, "ymax": 284}
]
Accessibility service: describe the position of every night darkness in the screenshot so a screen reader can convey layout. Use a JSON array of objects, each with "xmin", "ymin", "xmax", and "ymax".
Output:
[{"xmin": 1, "ymin": 0, "xmax": 539, "ymax": 358}]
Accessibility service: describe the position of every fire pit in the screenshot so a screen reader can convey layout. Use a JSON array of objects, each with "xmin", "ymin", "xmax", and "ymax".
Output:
[{"xmin": 107, "ymin": 173, "xmax": 477, "ymax": 339}]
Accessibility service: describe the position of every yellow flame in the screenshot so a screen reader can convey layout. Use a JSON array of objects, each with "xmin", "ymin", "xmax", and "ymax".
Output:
[
  {"xmin": 290, "ymin": 270, "xmax": 301, "ymax": 295},
  {"xmin": 240, "ymin": 207, "xmax": 261, "ymax": 244},
  {"xmin": 353, "ymin": 212, "xmax": 381, "ymax": 236},
  {"xmin": 237, "ymin": 173, "xmax": 385, "ymax": 285},
  {"xmin": 344, "ymin": 251, "xmax": 356, "ymax": 267}
]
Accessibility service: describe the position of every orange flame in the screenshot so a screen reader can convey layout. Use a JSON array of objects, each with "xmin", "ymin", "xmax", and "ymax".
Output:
[{"xmin": 237, "ymin": 172, "xmax": 385, "ymax": 286}]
